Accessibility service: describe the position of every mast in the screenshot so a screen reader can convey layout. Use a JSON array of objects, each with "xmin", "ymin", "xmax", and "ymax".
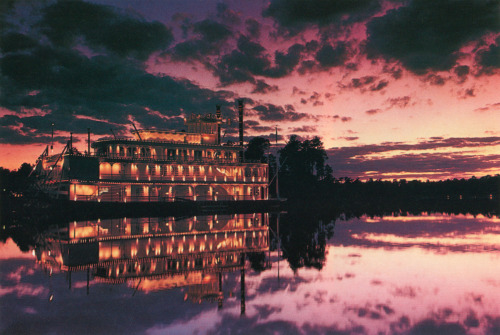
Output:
[
  {"xmin": 87, "ymin": 128, "xmax": 91, "ymax": 154},
  {"xmin": 51, "ymin": 123, "xmax": 54, "ymax": 153},
  {"xmin": 131, "ymin": 122, "xmax": 142, "ymax": 141},
  {"xmin": 238, "ymin": 100, "xmax": 244, "ymax": 160},
  {"xmin": 216, "ymin": 105, "xmax": 221, "ymax": 145},
  {"xmin": 275, "ymin": 126, "xmax": 279, "ymax": 200}
]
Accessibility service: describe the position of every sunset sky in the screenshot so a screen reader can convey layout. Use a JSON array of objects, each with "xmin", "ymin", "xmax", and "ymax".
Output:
[{"xmin": 1, "ymin": 0, "xmax": 499, "ymax": 180}]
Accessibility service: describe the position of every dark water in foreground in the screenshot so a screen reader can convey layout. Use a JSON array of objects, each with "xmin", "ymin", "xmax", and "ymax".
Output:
[{"xmin": 1, "ymin": 212, "xmax": 500, "ymax": 334}]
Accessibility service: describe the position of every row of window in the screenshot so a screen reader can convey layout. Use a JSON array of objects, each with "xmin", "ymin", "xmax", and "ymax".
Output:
[
  {"xmin": 101, "ymin": 163, "xmax": 266, "ymax": 178},
  {"xmin": 96, "ymin": 146, "xmax": 238, "ymax": 161}
]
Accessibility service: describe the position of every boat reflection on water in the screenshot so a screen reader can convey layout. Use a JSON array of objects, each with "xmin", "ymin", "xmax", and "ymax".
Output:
[
  {"xmin": 35, "ymin": 213, "xmax": 269, "ymax": 310},
  {"xmin": 4, "ymin": 210, "xmax": 500, "ymax": 334}
]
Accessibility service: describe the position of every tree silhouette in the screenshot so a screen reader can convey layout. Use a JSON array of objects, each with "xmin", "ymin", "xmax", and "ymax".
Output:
[
  {"xmin": 245, "ymin": 137, "xmax": 270, "ymax": 163},
  {"xmin": 277, "ymin": 135, "xmax": 332, "ymax": 198}
]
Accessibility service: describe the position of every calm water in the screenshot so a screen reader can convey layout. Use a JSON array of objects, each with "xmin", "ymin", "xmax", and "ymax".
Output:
[{"xmin": 1, "ymin": 212, "xmax": 500, "ymax": 334}]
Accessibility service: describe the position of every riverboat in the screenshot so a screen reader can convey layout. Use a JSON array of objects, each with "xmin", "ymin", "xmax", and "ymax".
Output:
[{"xmin": 33, "ymin": 101, "xmax": 269, "ymax": 202}]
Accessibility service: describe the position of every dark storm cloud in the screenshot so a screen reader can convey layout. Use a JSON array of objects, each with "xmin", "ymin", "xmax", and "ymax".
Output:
[
  {"xmin": 339, "ymin": 136, "xmax": 359, "ymax": 141},
  {"xmin": 243, "ymin": 119, "xmax": 276, "ymax": 133},
  {"xmin": 0, "ymin": 32, "xmax": 37, "ymax": 53},
  {"xmin": 215, "ymin": 36, "xmax": 305, "ymax": 86},
  {"xmin": 263, "ymin": 0, "xmax": 380, "ymax": 35},
  {"xmin": 370, "ymin": 79, "xmax": 388, "ymax": 91},
  {"xmin": 327, "ymin": 137, "xmax": 500, "ymax": 178},
  {"xmin": 296, "ymin": 41, "xmax": 353, "ymax": 73},
  {"xmin": 169, "ymin": 19, "xmax": 232, "ymax": 62},
  {"xmin": 330, "ymin": 115, "xmax": 353, "ymax": 122},
  {"xmin": 193, "ymin": 19, "xmax": 232, "ymax": 43},
  {"xmin": 352, "ymin": 76, "xmax": 376, "ymax": 88},
  {"xmin": 245, "ymin": 18, "xmax": 261, "ymax": 39},
  {"xmin": 474, "ymin": 102, "xmax": 500, "ymax": 112},
  {"xmin": 215, "ymin": 36, "xmax": 269, "ymax": 85},
  {"xmin": 346, "ymin": 62, "xmax": 359, "ymax": 71},
  {"xmin": 314, "ymin": 42, "xmax": 350, "ymax": 68},
  {"xmin": 476, "ymin": 36, "xmax": 500, "ymax": 71},
  {"xmin": 288, "ymin": 125, "xmax": 318, "ymax": 133},
  {"xmin": 365, "ymin": 0, "xmax": 500, "ymax": 73},
  {"xmin": 0, "ymin": 123, "xmax": 69, "ymax": 145},
  {"xmin": 454, "ymin": 65, "xmax": 470, "ymax": 79},
  {"xmin": 1, "ymin": 44, "xmax": 234, "ymax": 119},
  {"xmin": 252, "ymin": 103, "xmax": 313, "ymax": 122},
  {"xmin": 251, "ymin": 79, "xmax": 279, "ymax": 94},
  {"xmin": 0, "ymin": 112, "xmax": 126, "ymax": 144},
  {"xmin": 458, "ymin": 87, "xmax": 476, "ymax": 99},
  {"xmin": 0, "ymin": 1, "xmax": 237, "ymax": 145},
  {"xmin": 251, "ymin": 126, "xmax": 277, "ymax": 133},
  {"xmin": 382, "ymin": 65, "xmax": 403, "ymax": 80},
  {"xmin": 244, "ymin": 120, "xmax": 260, "ymax": 127},
  {"xmin": 39, "ymin": 0, "xmax": 173, "ymax": 61},
  {"xmin": 215, "ymin": 2, "xmax": 241, "ymax": 26},
  {"xmin": 365, "ymin": 108, "xmax": 381, "ymax": 115},
  {"xmin": 385, "ymin": 96, "xmax": 412, "ymax": 109},
  {"xmin": 340, "ymin": 75, "xmax": 389, "ymax": 92},
  {"xmin": 292, "ymin": 87, "xmax": 306, "ymax": 95},
  {"xmin": 423, "ymin": 73, "xmax": 447, "ymax": 86},
  {"xmin": 331, "ymin": 137, "xmax": 500, "ymax": 158},
  {"xmin": 299, "ymin": 92, "xmax": 323, "ymax": 106},
  {"xmin": 297, "ymin": 60, "xmax": 316, "ymax": 74}
]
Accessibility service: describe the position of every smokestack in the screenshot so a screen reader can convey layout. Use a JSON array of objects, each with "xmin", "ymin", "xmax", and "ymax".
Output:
[
  {"xmin": 70, "ymin": 132, "xmax": 73, "ymax": 150},
  {"xmin": 238, "ymin": 100, "xmax": 244, "ymax": 160},
  {"xmin": 238, "ymin": 100, "xmax": 244, "ymax": 147},
  {"xmin": 51, "ymin": 123, "xmax": 54, "ymax": 152},
  {"xmin": 87, "ymin": 128, "xmax": 91, "ymax": 155},
  {"xmin": 218, "ymin": 272, "xmax": 223, "ymax": 310},
  {"xmin": 216, "ymin": 105, "xmax": 221, "ymax": 144}
]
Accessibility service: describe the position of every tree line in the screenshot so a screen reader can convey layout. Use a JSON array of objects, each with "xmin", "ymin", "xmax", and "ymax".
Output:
[{"xmin": 244, "ymin": 136, "xmax": 500, "ymax": 202}]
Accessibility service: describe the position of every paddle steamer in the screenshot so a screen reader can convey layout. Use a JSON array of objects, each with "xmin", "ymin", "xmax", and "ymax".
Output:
[{"xmin": 34, "ymin": 101, "xmax": 269, "ymax": 202}]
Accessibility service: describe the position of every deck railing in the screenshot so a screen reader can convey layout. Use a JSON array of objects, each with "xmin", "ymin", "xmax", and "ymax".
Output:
[
  {"xmin": 73, "ymin": 194, "xmax": 266, "ymax": 202},
  {"xmin": 98, "ymin": 173, "xmax": 265, "ymax": 183},
  {"xmin": 91, "ymin": 153, "xmax": 263, "ymax": 165}
]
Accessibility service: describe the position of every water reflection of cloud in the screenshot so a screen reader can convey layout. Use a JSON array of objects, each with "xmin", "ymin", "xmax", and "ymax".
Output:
[
  {"xmin": 254, "ymin": 304, "xmax": 283, "ymax": 318},
  {"xmin": 0, "ymin": 238, "xmax": 34, "ymax": 260},
  {"xmin": 346, "ymin": 303, "xmax": 395, "ymax": 320},
  {"xmin": 23, "ymin": 307, "xmax": 37, "ymax": 314},
  {"xmin": 392, "ymin": 285, "xmax": 418, "ymax": 298},
  {"xmin": 351, "ymin": 232, "xmax": 500, "ymax": 252},
  {"xmin": 409, "ymin": 319, "xmax": 467, "ymax": 335},
  {"xmin": 0, "ymin": 283, "xmax": 48, "ymax": 298},
  {"xmin": 6, "ymin": 265, "xmax": 35, "ymax": 282},
  {"xmin": 1, "ymin": 258, "xmax": 223, "ymax": 335},
  {"xmin": 253, "ymin": 274, "xmax": 312, "ymax": 295},
  {"xmin": 333, "ymin": 214, "xmax": 500, "ymax": 253}
]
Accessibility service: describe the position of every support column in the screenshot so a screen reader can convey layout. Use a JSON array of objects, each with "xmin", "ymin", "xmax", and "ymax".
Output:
[
  {"xmin": 240, "ymin": 256, "xmax": 245, "ymax": 315},
  {"xmin": 218, "ymin": 272, "xmax": 223, "ymax": 310}
]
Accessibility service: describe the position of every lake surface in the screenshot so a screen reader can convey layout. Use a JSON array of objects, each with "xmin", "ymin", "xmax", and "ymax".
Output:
[{"xmin": 1, "ymin": 211, "xmax": 500, "ymax": 334}]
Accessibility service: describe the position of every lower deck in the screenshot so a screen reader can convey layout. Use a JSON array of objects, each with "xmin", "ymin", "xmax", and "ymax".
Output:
[{"xmin": 48, "ymin": 181, "xmax": 268, "ymax": 202}]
